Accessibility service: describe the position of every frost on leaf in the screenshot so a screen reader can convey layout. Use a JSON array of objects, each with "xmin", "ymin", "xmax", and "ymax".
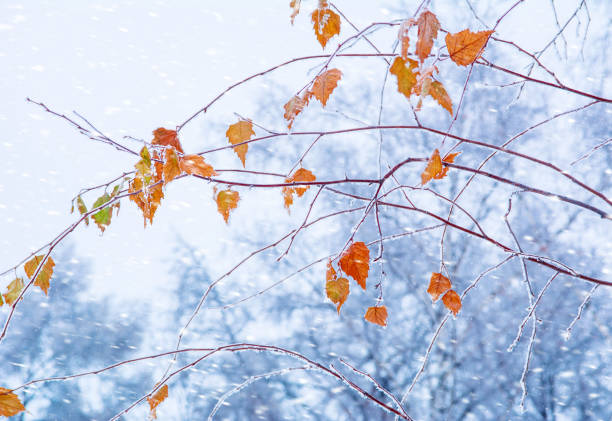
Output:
[
  {"xmin": 129, "ymin": 170, "xmax": 164, "ymax": 228},
  {"xmin": 290, "ymin": 0, "xmax": 301, "ymax": 24},
  {"xmin": 398, "ymin": 19, "xmax": 415, "ymax": 61},
  {"xmin": 283, "ymin": 94, "xmax": 308, "ymax": 129},
  {"xmin": 442, "ymin": 289, "xmax": 462, "ymax": 316},
  {"xmin": 215, "ymin": 188, "xmax": 240, "ymax": 223},
  {"xmin": 445, "ymin": 29, "xmax": 494, "ymax": 66},
  {"xmin": 310, "ymin": 68, "xmax": 342, "ymax": 107},
  {"xmin": 147, "ymin": 384, "xmax": 168, "ymax": 420},
  {"xmin": 429, "ymin": 81, "xmax": 453, "ymax": 115},
  {"xmin": 427, "ymin": 272, "xmax": 451, "ymax": 301},
  {"xmin": 24, "ymin": 255, "xmax": 55, "ymax": 295},
  {"xmin": 179, "ymin": 154, "xmax": 217, "ymax": 178},
  {"xmin": 152, "ymin": 128, "xmax": 184, "ymax": 154},
  {"xmin": 282, "ymin": 167, "xmax": 316, "ymax": 210},
  {"xmin": 339, "ymin": 242, "xmax": 370, "ymax": 290},
  {"xmin": 326, "ymin": 259, "xmax": 337, "ymax": 282},
  {"xmin": 0, "ymin": 388, "xmax": 25, "ymax": 417},
  {"xmin": 163, "ymin": 147, "xmax": 181, "ymax": 184},
  {"xmin": 326, "ymin": 277, "xmax": 349, "ymax": 314},
  {"xmin": 364, "ymin": 306, "xmax": 388, "ymax": 327},
  {"xmin": 416, "ymin": 10, "xmax": 440, "ymax": 62},
  {"xmin": 2, "ymin": 277, "xmax": 24, "ymax": 306},
  {"xmin": 390, "ymin": 56, "xmax": 419, "ymax": 99},
  {"xmin": 311, "ymin": 0, "xmax": 340, "ymax": 49},
  {"xmin": 226, "ymin": 120, "xmax": 255, "ymax": 168}
]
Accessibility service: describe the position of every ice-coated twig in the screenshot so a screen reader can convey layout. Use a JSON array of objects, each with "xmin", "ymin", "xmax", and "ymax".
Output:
[
  {"xmin": 565, "ymin": 284, "xmax": 599, "ymax": 341},
  {"xmin": 208, "ymin": 366, "xmax": 310, "ymax": 420},
  {"xmin": 518, "ymin": 309, "xmax": 538, "ymax": 412}
]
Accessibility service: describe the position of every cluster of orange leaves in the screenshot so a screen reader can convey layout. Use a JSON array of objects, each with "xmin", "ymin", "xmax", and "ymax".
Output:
[{"xmin": 427, "ymin": 272, "xmax": 462, "ymax": 316}]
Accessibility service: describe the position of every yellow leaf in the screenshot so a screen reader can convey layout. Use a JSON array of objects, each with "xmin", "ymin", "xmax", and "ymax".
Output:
[
  {"xmin": 339, "ymin": 242, "xmax": 370, "ymax": 289},
  {"xmin": 226, "ymin": 120, "xmax": 255, "ymax": 168},
  {"xmin": 24, "ymin": 255, "xmax": 55, "ymax": 295},
  {"xmin": 215, "ymin": 189, "xmax": 240, "ymax": 223},
  {"xmin": 311, "ymin": 0, "xmax": 340, "ymax": 49},
  {"xmin": 179, "ymin": 154, "xmax": 217, "ymax": 178},
  {"xmin": 147, "ymin": 384, "xmax": 168, "ymax": 420},
  {"xmin": 310, "ymin": 68, "xmax": 342, "ymax": 107},
  {"xmin": 282, "ymin": 168, "xmax": 316, "ymax": 210},
  {"xmin": 429, "ymin": 80, "xmax": 453, "ymax": 115},
  {"xmin": 163, "ymin": 147, "xmax": 181, "ymax": 183},
  {"xmin": 326, "ymin": 277, "xmax": 349, "ymax": 314},
  {"xmin": 135, "ymin": 146, "xmax": 152, "ymax": 177},
  {"xmin": 416, "ymin": 10, "xmax": 440, "ymax": 62},
  {"xmin": 445, "ymin": 29, "xmax": 494, "ymax": 66},
  {"xmin": 442, "ymin": 289, "xmax": 462, "ymax": 316},
  {"xmin": 426, "ymin": 272, "xmax": 451, "ymax": 301},
  {"xmin": 152, "ymin": 128, "xmax": 184, "ymax": 154},
  {"xmin": 2, "ymin": 278, "xmax": 24, "ymax": 306},
  {"xmin": 390, "ymin": 56, "xmax": 419, "ymax": 99},
  {"xmin": 0, "ymin": 388, "xmax": 25, "ymax": 417},
  {"xmin": 290, "ymin": 0, "xmax": 301, "ymax": 24},
  {"xmin": 364, "ymin": 306, "xmax": 388, "ymax": 327}
]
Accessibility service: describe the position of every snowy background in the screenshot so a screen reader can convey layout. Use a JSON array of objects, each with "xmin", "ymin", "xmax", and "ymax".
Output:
[{"xmin": 1, "ymin": 0, "xmax": 610, "ymax": 420}]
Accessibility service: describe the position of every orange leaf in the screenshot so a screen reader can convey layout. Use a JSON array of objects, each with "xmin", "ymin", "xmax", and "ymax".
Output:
[
  {"xmin": 445, "ymin": 29, "xmax": 494, "ymax": 66},
  {"xmin": 427, "ymin": 272, "xmax": 451, "ymax": 301},
  {"xmin": 416, "ymin": 10, "xmax": 440, "ymax": 62},
  {"xmin": 226, "ymin": 120, "xmax": 255, "ymax": 168},
  {"xmin": 147, "ymin": 384, "xmax": 168, "ymax": 420},
  {"xmin": 24, "ymin": 255, "xmax": 55, "ymax": 295},
  {"xmin": 326, "ymin": 259, "xmax": 337, "ymax": 282},
  {"xmin": 163, "ymin": 147, "xmax": 181, "ymax": 183},
  {"xmin": 364, "ymin": 306, "xmax": 387, "ymax": 327},
  {"xmin": 398, "ymin": 19, "xmax": 415, "ymax": 61},
  {"xmin": 442, "ymin": 289, "xmax": 462, "ymax": 316},
  {"xmin": 152, "ymin": 128, "xmax": 184, "ymax": 154},
  {"xmin": 283, "ymin": 94, "xmax": 308, "ymax": 129},
  {"xmin": 310, "ymin": 68, "xmax": 342, "ymax": 107},
  {"xmin": 2, "ymin": 277, "xmax": 24, "ymax": 307},
  {"xmin": 215, "ymin": 189, "xmax": 240, "ymax": 223},
  {"xmin": 129, "ymin": 176, "xmax": 164, "ymax": 227},
  {"xmin": 421, "ymin": 149, "xmax": 443, "ymax": 185},
  {"xmin": 0, "ymin": 387, "xmax": 25, "ymax": 417},
  {"xmin": 282, "ymin": 167, "xmax": 316, "ymax": 210},
  {"xmin": 311, "ymin": 0, "xmax": 340, "ymax": 49},
  {"xmin": 326, "ymin": 277, "xmax": 349, "ymax": 314},
  {"xmin": 390, "ymin": 56, "xmax": 419, "ymax": 99},
  {"xmin": 429, "ymin": 80, "xmax": 453, "ymax": 116},
  {"xmin": 339, "ymin": 242, "xmax": 370, "ymax": 289},
  {"xmin": 435, "ymin": 151, "xmax": 461, "ymax": 179},
  {"xmin": 290, "ymin": 0, "xmax": 301, "ymax": 24},
  {"xmin": 179, "ymin": 154, "xmax": 217, "ymax": 178}
]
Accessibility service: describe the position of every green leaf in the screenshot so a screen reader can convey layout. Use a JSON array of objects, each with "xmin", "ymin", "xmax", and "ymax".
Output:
[{"xmin": 92, "ymin": 193, "xmax": 112, "ymax": 233}]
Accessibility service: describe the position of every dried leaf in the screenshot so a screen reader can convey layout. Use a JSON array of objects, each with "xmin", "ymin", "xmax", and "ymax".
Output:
[
  {"xmin": 445, "ymin": 29, "xmax": 494, "ymax": 66},
  {"xmin": 180, "ymin": 154, "xmax": 217, "ymax": 178},
  {"xmin": 0, "ymin": 388, "xmax": 25, "ymax": 417},
  {"xmin": 282, "ymin": 168, "xmax": 316, "ymax": 210},
  {"xmin": 442, "ymin": 289, "xmax": 462, "ymax": 316},
  {"xmin": 147, "ymin": 384, "xmax": 168, "ymax": 420},
  {"xmin": 421, "ymin": 149, "xmax": 443, "ymax": 185},
  {"xmin": 326, "ymin": 259, "xmax": 337, "ymax": 282},
  {"xmin": 163, "ymin": 147, "xmax": 181, "ymax": 183},
  {"xmin": 416, "ymin": 10, "xmax": 440, "ymax": 62},
  {"xmin": 290, "ymin": 0, "xmax": 301, "ymax": 24},
  {"xmin": 311, "ymin": 0, "xmax": 341, "ymax": 49},
  {"xmin": 390, "ymin": 56, "xmax": 419, "ymax": 99},
  {"xmin": 152, "ymin": 128, "xmax": 184, "ymax": 154},
  {"xmin": 283, "ymin": 94, "xmax": 308, "ymax": 129},
  {"xmin": 398, "ymin": 19, "xmax": 415, "ymax": 61},
  {"xmin": 364, "ymin": 306, "xmax": 388, "ymax": 327},
  {"xmin": 215, "ymin": 189, "xmax": 240, "ymax": 223},
  {"xmin": 428, "ymin": 80, "xmax": 453, "ymax": 115},
  {"xmin": 226, "ymin": 120, "xmax": 255, "ymax": 168},
  {"xmin": 129, "ymin": 176, "xmax": 164, "ymax": 227},
  {"xmin": 2, "ymin": 277, "xmax": 24, "ymax": 306},
  {"xmin": 427, "ymin": 272, "xmax": 451, "ymax": 301},
  {"xmin": 24, "ymin": 255, "xmax": 55, "ymax": 295},
  {"xmin": 436, "ymin": 151, "xmax": 461, "ymax": 179},
  {"xmin": 310, "ymin": 68, "xmax": 342, "ymax": 107},
  {"xmin": 326, "ymin": 276, "xmax": 349, "ymax": 314},
  {"xmin": 339, "ymin": 242, "xmax": 370, "ymax": 289},
  {"xmin": 76, "ymin": 195, "xmax": 89, "ymax": 226}
]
